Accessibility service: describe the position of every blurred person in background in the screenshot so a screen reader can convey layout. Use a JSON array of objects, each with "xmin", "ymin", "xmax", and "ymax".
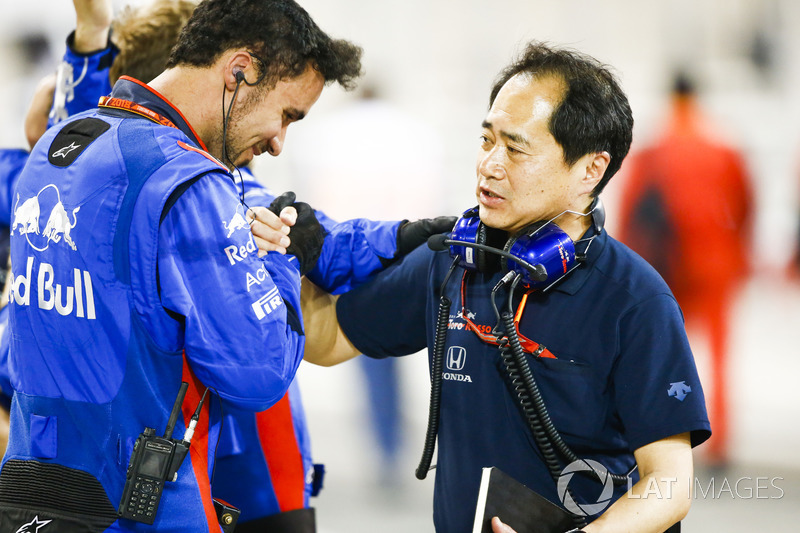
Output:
[{"xmin": 618, "ymin": 71, "xmax": 753, "ymax": 467}]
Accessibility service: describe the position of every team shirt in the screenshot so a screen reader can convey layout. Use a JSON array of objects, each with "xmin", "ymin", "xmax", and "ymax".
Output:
[{"xmin": 338, "ymin": 228, "xmax": 711, "ymax": 532}]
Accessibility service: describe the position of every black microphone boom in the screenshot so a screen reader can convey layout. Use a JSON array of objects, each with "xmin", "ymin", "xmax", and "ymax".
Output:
[
  {"xmin": 427, "ymin": 233, "xmax": 450, "ymax": 252},
  {"xmin": 426, "ymin": 235, "xmax": 547, "ymax": 282}
]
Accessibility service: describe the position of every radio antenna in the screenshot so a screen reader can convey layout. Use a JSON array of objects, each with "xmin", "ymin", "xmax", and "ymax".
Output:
[{"xmin": 163, "ymin": 382, "xmax": 189, "ymax": 439}]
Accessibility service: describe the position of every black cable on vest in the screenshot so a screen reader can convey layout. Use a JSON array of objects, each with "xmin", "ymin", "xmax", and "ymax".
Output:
[{"xmin": 416, "ymin": 256, "xmax": 461, "ymax": 480}]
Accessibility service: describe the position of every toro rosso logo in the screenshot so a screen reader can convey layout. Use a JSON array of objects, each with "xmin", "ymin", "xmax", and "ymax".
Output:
[
  {"xmin": 557, "ymin": 243, "xmax": 568, "ymax": 273},
  {"xmin": 12, "ymin": 185, "xmax": 80, "ymax": 251}
]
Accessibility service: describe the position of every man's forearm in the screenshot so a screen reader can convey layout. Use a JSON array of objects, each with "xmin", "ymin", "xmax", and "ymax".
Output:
[
  {"xmin": 584, "ymin": 473, "xmax": 690, "ymax": 533},
  {"xmin": 300, "ymin": 278, "xmax": 361, "ymax": 366},
  {"xmin": 584, "ymin": 434, "xmax": 693, "ymax": 533},
  {"xmin": 73, "ymin": 0, "xmax": 113, "ymax": 53}
]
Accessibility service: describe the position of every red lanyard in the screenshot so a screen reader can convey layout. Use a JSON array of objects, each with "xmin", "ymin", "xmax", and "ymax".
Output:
[
  {"xmin": 459, "ymin": 271, "xmax": 556, "ymax": 359},
  {"xmin": 99, "ymin": 96, "xmax": 178, "ymax": 129}
]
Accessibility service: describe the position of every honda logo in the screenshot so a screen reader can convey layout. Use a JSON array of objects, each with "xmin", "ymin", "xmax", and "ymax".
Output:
[{"xmin": 446, "ymin": 346, "xmax": 466, "ymax": 371}]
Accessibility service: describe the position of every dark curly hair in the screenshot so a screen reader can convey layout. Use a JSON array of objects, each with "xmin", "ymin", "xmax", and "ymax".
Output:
[
  {"xmin": 166, "ymin": 0, "xmax": 362, "ymax": 90},
  {"xmin": 489, "ymin": 42, "xmax": 633, "ymax": 196}
]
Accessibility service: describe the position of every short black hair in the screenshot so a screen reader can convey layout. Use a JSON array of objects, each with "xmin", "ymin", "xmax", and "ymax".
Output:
[
  {"xmin": 167, "ymin": 0, "xmax": 362, "ymax": 90},
  {"xmin": 489, "ymin": 42, "xmax": 633, "ymax": 195}
]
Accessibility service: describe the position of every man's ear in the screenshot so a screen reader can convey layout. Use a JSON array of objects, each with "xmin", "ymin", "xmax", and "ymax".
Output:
[
  {"xmin": 581, "ymin": 151, "xmax": 610, "ymax": 193},
  {"xmin": 224, "ymin": 50, "xmax": 255, "ymax": 91}
]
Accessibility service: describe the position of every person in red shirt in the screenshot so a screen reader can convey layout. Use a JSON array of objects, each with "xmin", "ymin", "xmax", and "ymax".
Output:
[{"xmin": 618, "ymin": 71, "xmax": 753, "ymax": 466}]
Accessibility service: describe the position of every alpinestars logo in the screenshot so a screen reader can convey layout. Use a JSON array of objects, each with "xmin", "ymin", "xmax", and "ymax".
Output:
[
  {"xmin": 51, "ymin": 142, "xmax": 81, "ymax": 159},
  {"xmin": 12, "ymin": 184, "xmax": 80, "ymax": 252},
  {"xmin": 15, "ymin": 515, "xmax": 52, "ymax": 533}
]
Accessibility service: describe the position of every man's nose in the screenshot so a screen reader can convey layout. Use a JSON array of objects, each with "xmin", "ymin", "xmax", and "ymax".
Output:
[
  {"xmin": 267, "ymin": 126, "xmax": 288, "ymax": 156},
  {"xmin": 478, "ymin": 147, "xmax": 505, "ymax": 179}
]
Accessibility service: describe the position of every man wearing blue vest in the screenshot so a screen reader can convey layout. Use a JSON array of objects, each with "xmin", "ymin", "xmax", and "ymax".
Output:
[
  {"xmin": 0, "ymin": 0, "xmax": 364, "ymax": 531},
  {"xmin": 294, "ymin": 42, "xmax": 712, "ymax": 533}
]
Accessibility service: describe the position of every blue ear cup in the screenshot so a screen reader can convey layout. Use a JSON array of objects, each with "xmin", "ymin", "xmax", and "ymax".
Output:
[
  {"xmin": 504, "ymin": 223, "xmax": 576, "ymax": 289},
  {"xmin": 448, "ymin": 207, "xmax": 578, "ymax": 290}
]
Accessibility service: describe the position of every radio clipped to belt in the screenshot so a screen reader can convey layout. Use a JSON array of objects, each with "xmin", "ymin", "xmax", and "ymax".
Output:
[{"xmin": 118, "ymin": 382, "xmax": 222, "ymax": 525}]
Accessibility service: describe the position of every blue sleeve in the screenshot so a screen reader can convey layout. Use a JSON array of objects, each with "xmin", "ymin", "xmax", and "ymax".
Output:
[
  {"xmin": 0, "ymin": 149, "xmax": 29, "ymax": 226},
  {"xmin": 307, "ymin": 218, "xmax": 402, "ymax": 294},
  {"xmin": 336, "ymin": 243, "xmax": 433, "ymax": 358},
  {"xmin": 612, "ymin": 293, "xmax": 711, "ymax": 450},
  {"xmin": 239, "ymin": 170, "xmax": 336, "ymax": 229},
  {"xmin": 48, "ymin": 32, "xmax": 117, "ymax": 127},
  {"xmin": 238, "ymin": 172, "xmax": 402, "ymax": 294},
  {"xmin": 157, "ymin": 177, "xmax": 305, "ymax": 411}
]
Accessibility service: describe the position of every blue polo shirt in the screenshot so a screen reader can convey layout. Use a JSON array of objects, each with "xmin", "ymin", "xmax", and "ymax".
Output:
[{"xmin": 337, "ymin": 228, "xmax": 711, "ymax": 532}]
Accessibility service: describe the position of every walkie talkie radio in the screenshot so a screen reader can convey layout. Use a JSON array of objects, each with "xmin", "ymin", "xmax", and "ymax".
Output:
[{"xmin": 118, "ymin": 382, "xmax": 201, "ymax": 524}]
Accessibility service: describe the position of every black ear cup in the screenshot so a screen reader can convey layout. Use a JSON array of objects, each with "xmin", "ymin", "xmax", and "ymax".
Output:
[
  {"xmin": 475, "ymin": 223, "xmax": 506, "ymax": 273},
  {"xmin": 589, "ymin": 196, "xmax": 606, "ymax": 233}
]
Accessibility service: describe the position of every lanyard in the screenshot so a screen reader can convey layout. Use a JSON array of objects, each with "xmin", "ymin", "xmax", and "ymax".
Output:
[
  {"xmin": 459, "ymin": 271, "xmax": 556, "ymax": 359},
  {"xmin": 99, "ymin": 96, "xmax": 178, "ymax": 129},
  {"xmin": 98, "ymin": 94, "xmax": 227, "ymax": 172}
]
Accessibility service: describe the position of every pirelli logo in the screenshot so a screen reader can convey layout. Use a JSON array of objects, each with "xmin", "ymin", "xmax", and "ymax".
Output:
[{"xmin": 251, "ymin": 287, "xmax": 283, "ymax": 320}]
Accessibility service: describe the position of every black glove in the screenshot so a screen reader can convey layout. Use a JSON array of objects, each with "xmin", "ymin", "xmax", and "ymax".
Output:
[
  {"xmin": 268, "ymin": 190, "xmax": 297, "ymax": 213},
  {"xmin": 268, "ymin": 191, "xmax": 326, "ymax": 276},
  {"xmin": 385, "ymin": 215, "xmax": 458, "ymax": 266}
]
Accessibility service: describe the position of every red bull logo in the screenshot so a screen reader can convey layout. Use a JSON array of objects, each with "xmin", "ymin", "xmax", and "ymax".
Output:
[
  {"xmin": 10, "ymin": 256, "xmax": 96, "ymax": 319},
  {"xmin": 223, "ymin": 205, "xmax": 249, "ymax": 239},
  {"xmin": 12, "ymin": 185, "xmax": 80, "ymax": 252}
]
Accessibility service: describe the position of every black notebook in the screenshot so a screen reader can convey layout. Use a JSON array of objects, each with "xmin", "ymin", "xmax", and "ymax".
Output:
[{"xmin": 472, "ymin": 467, "xmax": 575, "ymax": 533}]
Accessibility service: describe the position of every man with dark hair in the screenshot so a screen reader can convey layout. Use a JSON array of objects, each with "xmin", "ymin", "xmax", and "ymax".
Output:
[
  {"xmin": 292, "ymin": 42, "xmax": 711, "ymax": 532},
  {"xmin": 167, "ymin": 0, "xmax": 361, "ymax": 92},
  {"xmin": 0, "ymin": 1, "xmax": 363, "ymax": 532}
]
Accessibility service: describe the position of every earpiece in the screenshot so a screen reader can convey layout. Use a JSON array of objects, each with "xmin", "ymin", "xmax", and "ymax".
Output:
[{"xmin": 234, "ymin": 69, "xmax": 246, "ymax": 84}]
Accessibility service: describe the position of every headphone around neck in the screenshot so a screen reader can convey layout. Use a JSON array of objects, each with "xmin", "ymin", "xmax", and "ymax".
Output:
[{"xmin": 444, "ymin": 197, "xmax": 605, "ymax": 290}]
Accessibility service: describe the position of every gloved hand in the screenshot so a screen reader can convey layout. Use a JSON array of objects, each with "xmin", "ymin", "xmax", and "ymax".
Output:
[
  {"xmin": 394, "ymin": 216, "xmax": 458, "ymax": 259},
  {"xmin": 268, "ymin": 191, "xmax": 326, "ymax": 276}
]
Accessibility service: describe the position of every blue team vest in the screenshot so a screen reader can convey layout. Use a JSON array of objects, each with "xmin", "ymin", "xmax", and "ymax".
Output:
[{"xmin": 3, "ymin": 110, "xmax": 229, "ymax": 532}]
